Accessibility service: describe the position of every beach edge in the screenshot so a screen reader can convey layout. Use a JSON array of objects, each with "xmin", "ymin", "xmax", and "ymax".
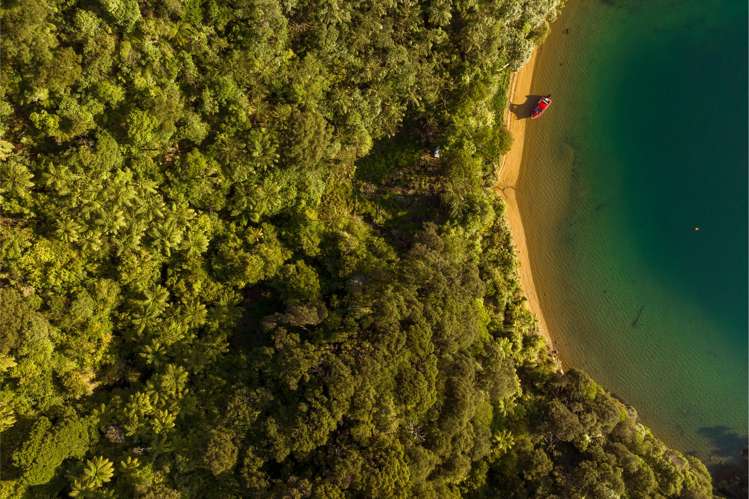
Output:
[{"xmin": 496, "ymin": 49, "xmax": 557, "ymax": 356}]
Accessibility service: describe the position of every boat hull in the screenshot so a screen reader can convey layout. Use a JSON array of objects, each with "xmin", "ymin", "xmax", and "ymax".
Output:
[{"xmin": 530, "ymin": 96, "xmax": 552, "ymax": 119}]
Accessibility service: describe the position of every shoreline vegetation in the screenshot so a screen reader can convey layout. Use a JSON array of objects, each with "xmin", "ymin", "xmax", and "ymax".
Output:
[{"xmin": 0, "ymin": 0, "xmax": 726, "ymax": 496}]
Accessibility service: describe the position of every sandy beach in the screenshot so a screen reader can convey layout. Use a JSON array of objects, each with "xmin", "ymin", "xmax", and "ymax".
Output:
[{"xmin": 496, "ymin": 50, "xmax": 555, "ymax": 350}]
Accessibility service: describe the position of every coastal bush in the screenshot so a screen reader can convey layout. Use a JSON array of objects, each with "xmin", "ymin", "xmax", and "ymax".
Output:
[{"xmin": 0, "ymin": 0, "xmax": 716, "ymax": 497}]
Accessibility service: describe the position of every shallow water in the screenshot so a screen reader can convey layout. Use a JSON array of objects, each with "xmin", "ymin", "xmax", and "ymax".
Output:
[{"xmin": 518, "ymin": 0, "xmax": 748, "ymax": 463}]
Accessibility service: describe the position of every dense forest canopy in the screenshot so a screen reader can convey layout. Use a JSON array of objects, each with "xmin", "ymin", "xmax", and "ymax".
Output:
[{"xmin": 0, "ymin": 0, "xmax": 724, "ymax": 497}]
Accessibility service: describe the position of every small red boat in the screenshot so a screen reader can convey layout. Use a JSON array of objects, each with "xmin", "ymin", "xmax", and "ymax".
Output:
[{"xmin": 531, "ymin": 95, "xmax": 552, "ymax": 119}]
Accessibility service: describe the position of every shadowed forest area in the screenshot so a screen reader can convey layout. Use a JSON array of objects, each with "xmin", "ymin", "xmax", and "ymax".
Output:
[{"xmin": 0, "ymin": 0, "xmax": 730, "ymax": 497}]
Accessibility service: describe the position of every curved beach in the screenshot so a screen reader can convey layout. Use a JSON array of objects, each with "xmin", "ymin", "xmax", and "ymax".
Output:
[
  {"xmin": 496, "ymin": 50, "xmax": 554, "ymax": 349},
  {"xmin": 499, "ymin": 0, "xmax": 748, "ymax": 465}
]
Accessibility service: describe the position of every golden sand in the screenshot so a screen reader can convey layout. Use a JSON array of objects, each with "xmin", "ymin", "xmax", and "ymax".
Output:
[{"xmin": 496, "ymin": 50, "xmax": 556, "ymax": 351}]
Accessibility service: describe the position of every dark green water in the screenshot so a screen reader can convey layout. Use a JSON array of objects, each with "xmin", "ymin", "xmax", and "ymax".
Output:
[{"xmin": 520, "ymin": 0, "xmax": 747, "ymax": 463}]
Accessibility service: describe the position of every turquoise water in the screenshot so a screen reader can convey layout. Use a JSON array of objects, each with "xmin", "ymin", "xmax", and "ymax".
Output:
[{"xmin": 520, "ymin": 0, "xmax": 747, "ymax": 463}]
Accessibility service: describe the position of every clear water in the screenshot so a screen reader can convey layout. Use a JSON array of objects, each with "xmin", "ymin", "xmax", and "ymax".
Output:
[{"xmin": 518, "ymin": 0, "xmax": 748, "ymax": 463}]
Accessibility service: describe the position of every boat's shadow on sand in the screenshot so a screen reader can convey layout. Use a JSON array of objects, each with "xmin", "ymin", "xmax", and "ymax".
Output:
[{"xmin": 510, "ymin": 94, "xmax": 544, "ymax": 120}]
